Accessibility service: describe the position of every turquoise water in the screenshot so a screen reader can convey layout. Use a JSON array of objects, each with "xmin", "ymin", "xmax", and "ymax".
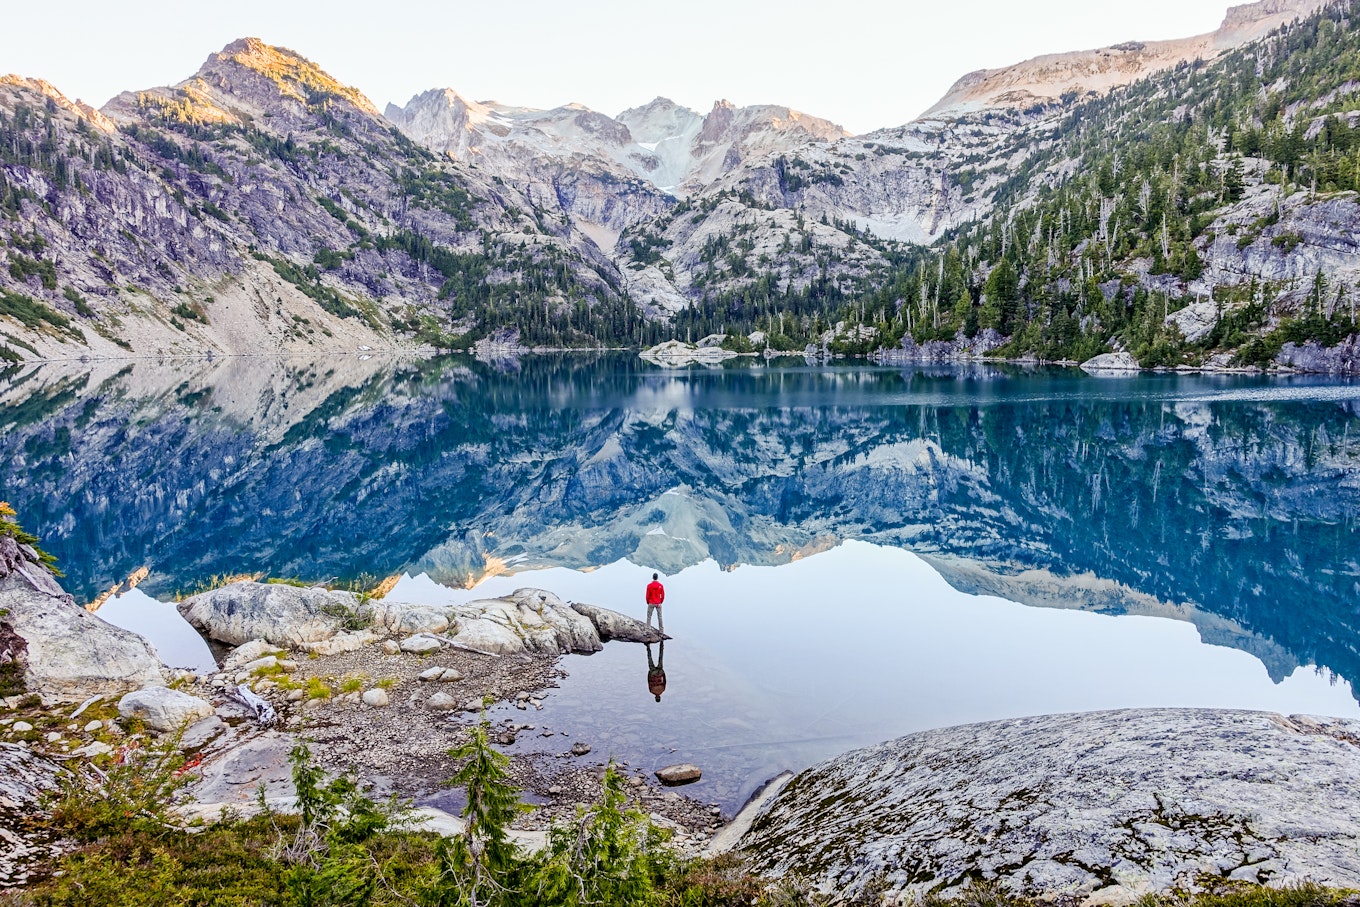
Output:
[{"xmin": 3, "ymin": 354, "xmax": 1358, "ymax": 807}]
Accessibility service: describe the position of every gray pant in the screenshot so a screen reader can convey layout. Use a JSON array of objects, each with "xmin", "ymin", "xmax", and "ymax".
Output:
[{"xmin": 647, "ymin": 604, "xmax": 664, "ymax": 632}]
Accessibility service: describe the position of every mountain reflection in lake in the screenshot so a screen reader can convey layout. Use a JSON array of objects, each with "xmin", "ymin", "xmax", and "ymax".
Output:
[{"xmin": 2, "ymin": 354, "xmax": 1359, "ymax": 782}]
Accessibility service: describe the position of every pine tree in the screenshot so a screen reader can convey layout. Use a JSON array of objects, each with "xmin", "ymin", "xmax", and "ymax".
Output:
[
  {"xmin": 531, "ymin": 764, "xmax": 661, "ymax": 907},
  {"xmin": 426, "ymin": 721, "xmax": 525, "ymax": 907}
]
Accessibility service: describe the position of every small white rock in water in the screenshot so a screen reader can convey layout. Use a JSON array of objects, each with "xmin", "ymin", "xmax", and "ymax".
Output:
[
  {"xmin": 571, "ymin": 742, "xmax": 591, "ymax": 756},
  {"xmin": 655, "ymin": 763, "xmax": 702, "ymax": 786},
  {"xmin": 400, "ymin": 635, "xmax": 442, "ymax": 655},
  {"xmin": 418, "ymin": 666, "xmax": 446, "ymax": 682},
  {"xmin": 362, "ymin": 689, "xmax": 390, "ymax": 708},
  {"xmin": 381, "ymin": 639, "xmax": 400, "ymax": 656},
  {"xmin": 426, "ymin": 692, "xmax": 459, "ymax": 711},
  {"xmin": 84, "ymin": 720, "xmax": 103, "ymax": 733}
]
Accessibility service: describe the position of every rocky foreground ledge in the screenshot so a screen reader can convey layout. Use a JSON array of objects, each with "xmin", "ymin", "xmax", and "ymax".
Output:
[{"xmin": 735, "ymin": 708, "xmax": 1360, "ymax": 904}]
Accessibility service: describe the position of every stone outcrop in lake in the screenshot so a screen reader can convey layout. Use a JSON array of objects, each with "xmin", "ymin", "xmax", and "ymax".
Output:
[
  {"xmin": 178, "ymin": 581, "xmax": 623, "ymax": 657},
  {"xmin": 569, "ymin": 603, "xmax": 666, "ymax": 644},
  {"xmin": 640, "ymin": 339, "xmax": 741, "ymax": 367},
  {"xmin": 0, "ymin": 535, "xmax": 163, "ymax": 701},
  {"xmin": 736, "ymin": 709, "xmax": 1360, "ymax": 903}
]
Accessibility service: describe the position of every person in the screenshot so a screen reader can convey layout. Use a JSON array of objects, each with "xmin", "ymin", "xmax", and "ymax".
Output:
[
  {"xmin": 645, "ymin": 572, "xmax": 665, "ymax": 633},
  {"xmin": 646, "ymin": 641, "xmax": 666, "ymax": 703}
]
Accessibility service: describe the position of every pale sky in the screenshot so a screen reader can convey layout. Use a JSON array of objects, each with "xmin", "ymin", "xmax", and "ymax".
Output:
[{"xmin": 6, "ymin": 0, "xmax": 1241, "ymax": 134}]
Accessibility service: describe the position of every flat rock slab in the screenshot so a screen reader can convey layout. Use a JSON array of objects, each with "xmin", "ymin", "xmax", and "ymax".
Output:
[
  {"xmin": 737, "ymin": 709, "xmax": 1360, "ymax": 904},
  {"xmin": 571, "ymin": 603, "xmax": 667, "ymax": 644},
  {"xmin": 191, "ymin": 733, "xmax": 295, "ymax": 806}
]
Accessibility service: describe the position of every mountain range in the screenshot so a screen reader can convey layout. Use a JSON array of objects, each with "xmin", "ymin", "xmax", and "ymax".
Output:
[{"xmin": 1, "ymin": 0, "xmax": 1357, "ymax": 367}]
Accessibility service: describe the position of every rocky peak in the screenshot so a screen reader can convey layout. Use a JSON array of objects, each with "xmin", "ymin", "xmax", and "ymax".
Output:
[
  {"xmin": 922, "ymin": 0, "xmax": 1331, "ymax": 117},
  {"xmin": 103, "ymin": 36, "xmax": 380, "ymax": 129},
  {"xmin": 203, "ymin": 37, "xmax": 379, "ymax": 115},
  {"xmin": 615, "ymin": 96, "xmax": 701, "ymax": 140},
  {"xmin": 0, "ymin": 75, "xmax": 116, "ymax": 131},
  {"xmin": 1222, "ymin": 0, "xmax": 1324, "ymax": 30}
]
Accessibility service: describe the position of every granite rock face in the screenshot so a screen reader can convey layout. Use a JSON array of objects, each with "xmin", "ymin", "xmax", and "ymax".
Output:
[
  {"xmin": 451, "ymin": 589, "xmax": 603, "ymax": 656},
  {"xmin": 0, "ymin": 743, "xmax": 64, "ymax": 888},
  {"xmin": 738, "ymin": 709, "xmax": 1360, "ymax": 903},
  {"xmin": 0, "ymin": 535, "xmax": 164, "ymax": 701},
  {"xmin": 178, "ymin": 583, "xmax": 364, "ymax": 647},
  {"xmin": 1276, "ymin": 336, "xmax": 1360, "ymax": 374}
]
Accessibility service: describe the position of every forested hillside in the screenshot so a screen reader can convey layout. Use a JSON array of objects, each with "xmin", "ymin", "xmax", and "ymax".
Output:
[{"xmin": 681, "ymin": 0, "xmax": 1360, "ymax": 367}]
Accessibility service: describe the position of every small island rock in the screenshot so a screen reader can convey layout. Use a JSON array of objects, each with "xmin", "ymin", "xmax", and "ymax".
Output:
[
  {"xmin": 1080, "ymin": 351, "xmax": 1141, "ymax": 373},
  {"xmin": 656, "ymin": 763, "xmax": 702, "ymax": 785}
]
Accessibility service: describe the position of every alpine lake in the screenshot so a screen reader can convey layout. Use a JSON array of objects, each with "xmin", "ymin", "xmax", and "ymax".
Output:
[{"xmin": 3, "ymin": 353, "xmax": 1359, "ymax": 812}]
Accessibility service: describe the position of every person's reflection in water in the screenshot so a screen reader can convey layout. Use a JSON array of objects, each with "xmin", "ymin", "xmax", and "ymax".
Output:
[{"xmin": 646, "ymin": 641, "xmax": 667, "ymax": 703}]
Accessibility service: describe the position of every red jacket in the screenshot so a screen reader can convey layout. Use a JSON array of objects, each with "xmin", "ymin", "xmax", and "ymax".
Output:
[{"xmin": 646, "ymin": 581, "xmax": 665, "ymax": 606}]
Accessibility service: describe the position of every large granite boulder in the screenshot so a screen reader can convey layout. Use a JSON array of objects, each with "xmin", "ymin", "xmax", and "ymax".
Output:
[
  {"xmin": 177, "ymin": 582, "xmax": 364, "ymax": 648},
  {"xmin": 449, "ymin": 589, "xmax": 602, "ymax": 656},
  {"xmin": 0, "ymin": 535, "xmax": 164, "ymax": 701},
  {"xmin": 738, "ymin": 709, "xmax": 1360, "ymax": 903},
  {"xmin": 118, "ymin": 686, "xmax": 216, "ymax": 733},
  {"xmin": 0, "ymin": 743, "xmax": 65, "ymax": 887}
]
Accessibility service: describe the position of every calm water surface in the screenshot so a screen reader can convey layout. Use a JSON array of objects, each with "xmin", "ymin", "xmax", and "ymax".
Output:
[{"xmin": 2, "ymin": 354, "xmax": 1358, "ymax": 809}]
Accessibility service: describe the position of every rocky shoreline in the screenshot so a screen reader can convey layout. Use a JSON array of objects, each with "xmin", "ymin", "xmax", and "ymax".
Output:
[{"xmin": 0, "ymin": 544, "xmax": 727, "ymax": 887}]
